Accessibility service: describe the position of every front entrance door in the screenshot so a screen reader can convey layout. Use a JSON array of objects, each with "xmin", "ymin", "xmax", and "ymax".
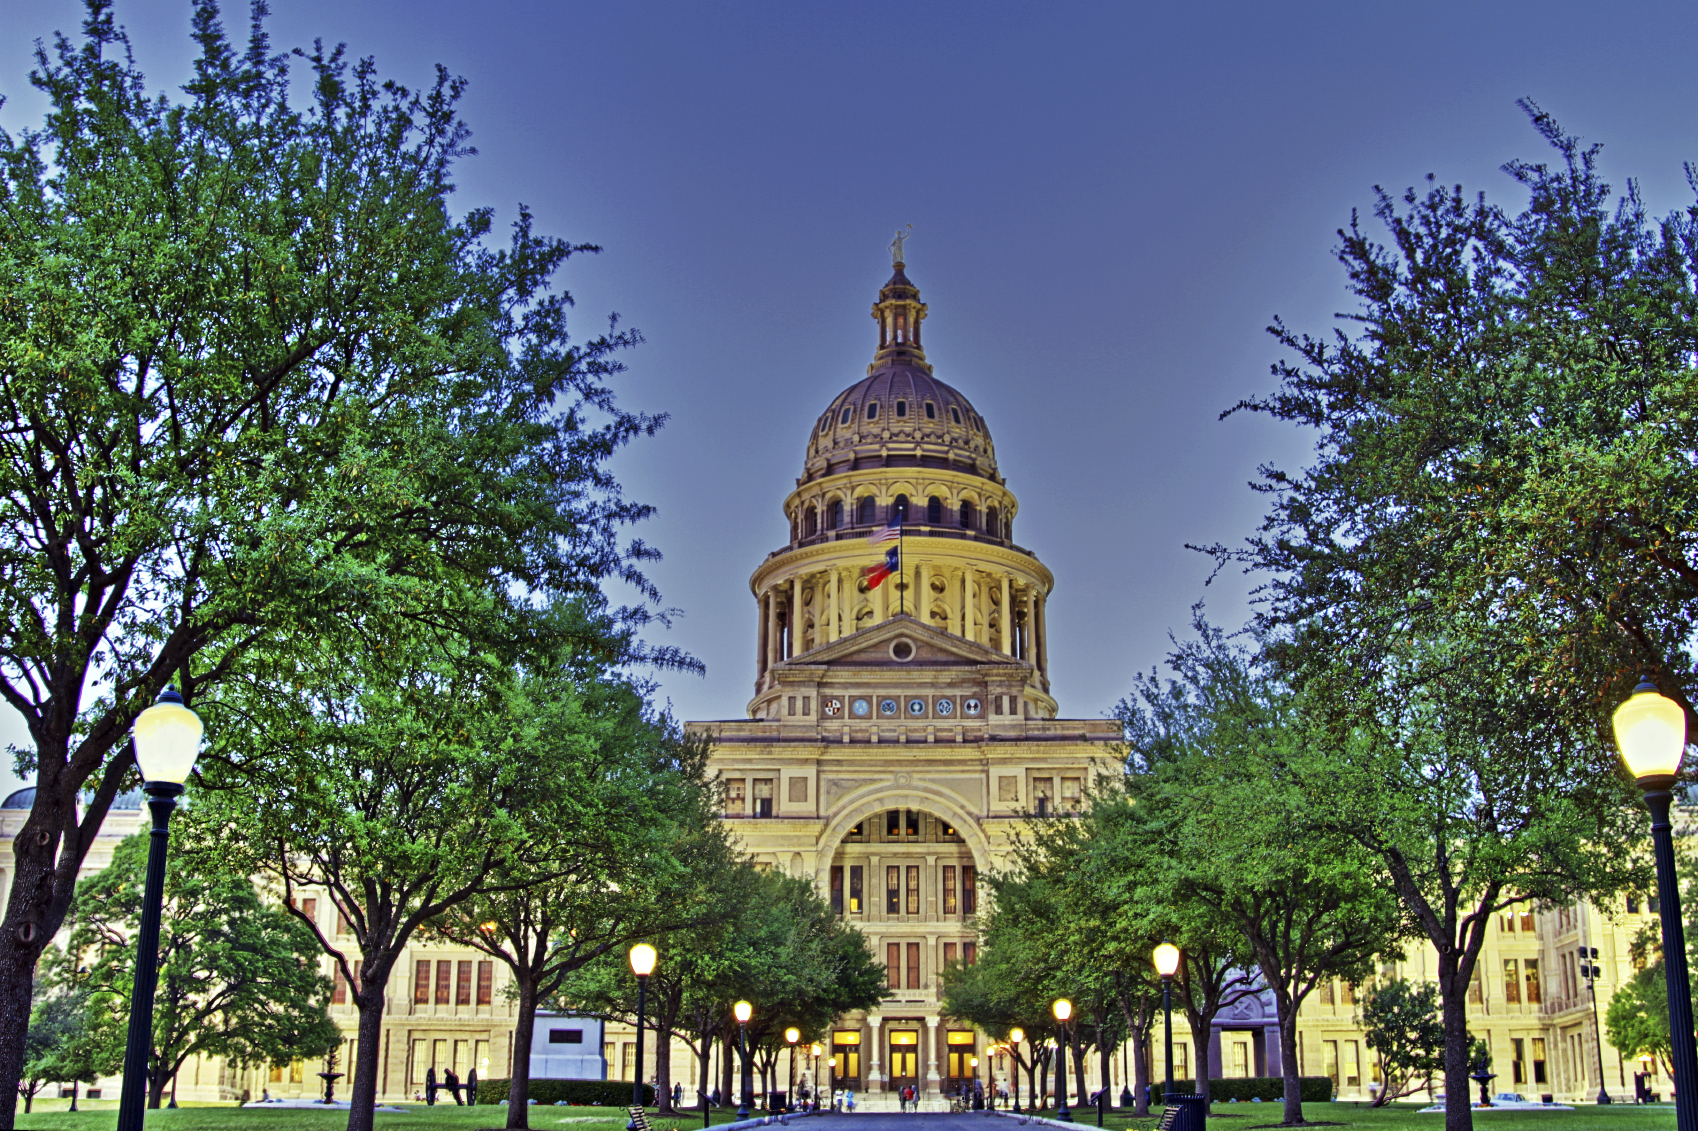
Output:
[
  {"xmin": 831, "ymin": 1031, "xmax": 861, "ymax": 1091},
  {"xmin": 946, "ymin": 1031, "xmax": 977, "ymax": 1090},
  {"xmin": 888, "ymin": 1030, "xmax": 920, "ymax": 1093}
]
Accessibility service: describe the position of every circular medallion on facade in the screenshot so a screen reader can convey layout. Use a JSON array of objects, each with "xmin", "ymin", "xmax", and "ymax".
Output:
[
  {"xmin": 890, "ymin": 639, "xmax": 916, "ymax": 662},
  {"xmin": 895, "ymin": 772, "xmax": 912, "ymax": 786},
  {"xmin": 908, "ymin": 698, "xmax": 927, "ymax": 716},
  {"xmin": 936, "ymin": 698, "xmax": 954, "ymax": 716},
  {"xmin": 852, "ymin": 698, "xmax": 871, "ymax": 717},
  {"xmin": 823, "ymin": 698, "xmax": 843, "ymax": 717},
  {"xmin": 964, "ymin": 698, "xmax": 983, "ymax": 716},
  {"xmin": 880, "ymin": 698, "xmax": 898, "ymax": 716}
]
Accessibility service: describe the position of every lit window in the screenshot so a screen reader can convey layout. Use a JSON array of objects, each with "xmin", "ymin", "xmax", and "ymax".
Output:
[
  {"xmin": 943, "ymin": 866, "xmax": 957, "ymax": 914},
  {"xmin": 849, "ymin": 865, "xmax": 863, "ymax": 912},
  {"xmin": 887, "ymin": 866, "xmax": 901, "ymax": 913}
]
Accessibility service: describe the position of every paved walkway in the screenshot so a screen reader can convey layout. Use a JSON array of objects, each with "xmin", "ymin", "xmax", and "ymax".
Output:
[{"xmin": 818, "ymin": 1116, "xmax": 1007, "ymax": 1131}]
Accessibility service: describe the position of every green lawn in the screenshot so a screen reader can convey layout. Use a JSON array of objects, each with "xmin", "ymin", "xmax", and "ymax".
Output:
[
  {"xmin": 1, "ymin": 1103, "xmax": 1679, "ymax": 1131},
  {"xmin": 1082, "ymin": 1100, "xmax": 1676, "ymax": 1130}
]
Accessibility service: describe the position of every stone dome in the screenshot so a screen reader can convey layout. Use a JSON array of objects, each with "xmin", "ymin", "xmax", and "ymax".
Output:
[{"xmin": 801, "ymin": 266, "xmax": 1000, "ymax": 485}]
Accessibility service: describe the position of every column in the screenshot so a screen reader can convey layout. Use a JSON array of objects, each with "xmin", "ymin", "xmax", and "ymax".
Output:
[
  {"xmin": 948, "ymin": 569, "xmax": 962, "ymax": 637},
  {"xmin": 764, "ymin": 591, "xmax": 779, "ymax": 673},
  {"xmin": 914, "ymin": 561, "xmax": 927, "ymax": 624},
  {"xmin": 1036, "ymin": 592, "xmax": 1048, "ymax": 677},
  {"xmin": 870, "ymin": 854, "xmax": 883, "ymax": 923},
  {"xmin": 828, "ymin": 570, "xmax": 840, "ymax": 643},
  {"xmin": 869, "ymin": 1015, "xmax": 885, "ymax": 1091},
  {"xmin": 758, "ymin": 593, "xmax": 769, "ymax": 679},
  {"xmin": 926, "ymin": 1016, "xmax": 942, "ymax": 1090},
  {"xmin": 1025, "ymin": 589, "xmax": 1037, "ymax": 662},
  {"xmin": 792, "ymin": 575, "xmax": 804, "ymax": 656},
  {"xmin": 964, "ymin": 569, "xmax": 976, "ymax": 643},
  {"xmin": 1000, "ymin": 575, "xmax": 1012, "ymax": 655}
]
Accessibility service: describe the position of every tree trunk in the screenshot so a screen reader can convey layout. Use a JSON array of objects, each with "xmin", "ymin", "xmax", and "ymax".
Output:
[
  {"xmin": 149, "ymin": 1061, "xmax": 168, "ymax": 1108},
  {"xmin": 1192, "ymin": 1029, "xmax": 1211, "ymax": 1102},
  {"xmin": 698, "ymin": 1032, "xmax": 713, "ymax": 1111},
  {"xmin": 1072, "ymin": 1034, "xmax": 1087, "ymax": 1108},
  {"xmin": 507, "ymin": 978, "xmax": 540, "ymax": 1130},
  {"xmin": 1099, "ymin": 1036, "xmax": 1111, "ymax": 1103},
  {"xmin": 1440, "ymin": 974, "xmax": 1475, "ymax": 1131},
  {"xmin": 345, "ymin": 977, "xmax": 392, "ymax": 1131},
  {"xmin": 1278, "ymin": 1002, "xmax": 1304, "ymax": 1126},
  {"xmin": 1130, "ymin": 1028, "xmax": 1150, "ymax": 1117},
  {"xmin": 0, "ymin": 912, "xmax": 47, "ymax": 1130},
  {"xmin": 655, "ymin": 1026, "xmax": 674, "ymax": 1113},
  {"xmin": 721, "ymin": 1033, "xmax": 732, "ymax": 1106}
]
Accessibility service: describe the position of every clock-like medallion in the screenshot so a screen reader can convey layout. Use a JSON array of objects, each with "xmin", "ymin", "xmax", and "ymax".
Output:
[
  {"xmin": 964, "ymin": 698, "xmax": 983, "ymax": 716},
  {"xmin": 908, "ymin": 698, "xmax": 927, "ymax": 716},
  {"xmin": 879, "ymin": 698, "xmax": 899, "ymax": 716},
  {"xmin": 852, "ymin": 698, "xmax": 871, "ymax": 717},
  {"xmin": 936, "ymin": 698, "xmax": 954, "ymax": 716}
]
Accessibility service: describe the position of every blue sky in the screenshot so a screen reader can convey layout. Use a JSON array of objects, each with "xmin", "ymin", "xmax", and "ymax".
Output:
[{"xmin": 3, "ymin": 0, "xmax": 1698, "ymax": 786}]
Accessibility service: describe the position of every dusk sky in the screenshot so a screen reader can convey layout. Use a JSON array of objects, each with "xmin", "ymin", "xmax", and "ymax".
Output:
[{"xmin": 4, "ymin": 0, "xmax": 1698, "ymax": 786}]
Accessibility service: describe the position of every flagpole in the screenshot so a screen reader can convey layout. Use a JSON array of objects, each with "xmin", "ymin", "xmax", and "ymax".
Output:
[{"xmin": 898, "ymin": 519, "xmax": 905, "ymax": 617}]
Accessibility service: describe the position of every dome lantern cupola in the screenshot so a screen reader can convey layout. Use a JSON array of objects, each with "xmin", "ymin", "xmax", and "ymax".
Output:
[{"xmin": 873, "ymin": 264, "xmax": 928, "ymax": 366}]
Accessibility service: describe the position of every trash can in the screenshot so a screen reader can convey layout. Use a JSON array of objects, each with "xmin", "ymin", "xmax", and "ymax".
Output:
[{"xmin": 1159, "ymin": 1093, "xmax": 1208, "ymax": 1131}]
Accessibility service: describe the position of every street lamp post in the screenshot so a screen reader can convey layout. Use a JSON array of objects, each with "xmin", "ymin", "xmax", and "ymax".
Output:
[
  {"xmin": 734, "ymin": 1000, "xmax": 754, "ymax": 1119},
  {"xmin": 1053, "ymin": 999, "xmax": 1073, "ymax": 1122},
  {"xmin": 1577, "ymin": 947, "xmax": 1611, "ymax": 1104},
  {"xmin": 1009, "ymin": 1028, "xmax": 1025, "ymax": 1113},
  {"xmin": 1154, "ymin": 943, "xmax": 1182, "ymax": 1110},
  {"xmin": 116, "ymin": 687, "xmax": 203, "ymax": 1131},
  {"xmin": 1614, "ymin": 676, "xmax": 1698, "ymax": 1131},
  {"xmin": 786, "ymin": 1028, "xmax": 800, "ymax": 1111},
  {"xmin": 811, "ymin": 1043, "xmax": 822, "ymax": 1110},
  {"xmin": 627, "ymin": 944, "xmax": 657, "ymax": 1130}
]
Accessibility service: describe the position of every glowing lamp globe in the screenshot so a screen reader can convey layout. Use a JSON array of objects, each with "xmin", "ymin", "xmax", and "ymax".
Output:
[
  {"xmin": 786, "ymin": 1027, "xmax": 800, "ymax": 1044},
  {"xmin": 811, "ymin": 1043, "xmax": 823, "ymax": 1057},
  {"xmin": 629, "ymin": 943, "xmax": 657, "ymax": 977},
  {"xmin": 1614, "ymin": 677, "xmax": 1687, "ymax": 783},
  {"xmin": 131, "ymin": 687, "xmax": 203, "ymax": 785},
  {"xmin": 734, "ymin": 1000, "xmax": 752, "ymax": 1023},
  {"xmin": 1154, "ymin": 942, "xmax": 1182, "ymax": 977},
  {"xmin": 1008, "ymin": 1027, "xmax": 1024, "ymax": 1046},
  {"xmin": 1052, "ymin": 998, "xmax": 1072, "ymax": 1022}
]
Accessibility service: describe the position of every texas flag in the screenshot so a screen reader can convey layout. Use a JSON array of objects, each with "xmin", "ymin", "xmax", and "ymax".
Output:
[{"xmin": 861, "ymin": 546, "xmax": 900, "ymax": 590}]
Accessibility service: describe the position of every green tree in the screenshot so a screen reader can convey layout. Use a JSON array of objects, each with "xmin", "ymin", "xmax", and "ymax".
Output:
[
  {"xmin": 17, "ymin": 970, "xmax": 119, "ymax": 1115},
  {"xmin": 1118, "ymin": 621, "xmax": 1403, "ymax": 1125},
  {"xmin": 67, "ymin": 831, "xmax": 337, "ymax": 1109},
  {"xmin": 1206, "ymin": 111, "xmax": 1678, "ymax": 1129},
  {"xmin": 0, "ymin": 1, "xmax": 669, "ymax": 1119},
  {"xmin": 435, "ymin": 674, "xmax": 736, "ymax": 1128},
  {"xmin": 1359, "ymin": 978, "xmax": 1445, "ymax": 1106},
  {"xmin": 938, "ymin": 940, "xmax": 1057, "ymax": 1107},
  {"xmin": 1606, "ymin": 962, "xmax": 1674, "ymax": 1079}
]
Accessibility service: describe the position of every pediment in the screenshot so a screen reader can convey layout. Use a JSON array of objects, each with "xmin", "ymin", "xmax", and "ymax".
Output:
[{"xmin": 776, "ymin": 615, "xmax": 1028, "ymax": 672}]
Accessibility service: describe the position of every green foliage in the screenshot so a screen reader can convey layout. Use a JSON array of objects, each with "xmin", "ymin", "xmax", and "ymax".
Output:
[
  {"xmin": 1359, "ymin": 978, "xmax": 1445, "ymax": 1105},
  {"xmin": 68, "ymin": 831, "xmax": 337, "ymax": 1109},
  {"xmin": 18, "ymin": 970, "xmax": 120, "ymax": 1113},
  {"xmin": 1605, "ymin": 962, "xmax": 1674, "ymax": 1077},
  {"xmin": 0, "ymin": 0, "xmax": 678, "ymax": 1117},
  {"xmin": 474, "ymin": 1079, "xmax": 653, "ymax": 1107}
]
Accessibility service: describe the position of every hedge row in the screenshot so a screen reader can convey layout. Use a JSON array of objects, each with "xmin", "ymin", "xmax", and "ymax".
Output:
[
  {"xmin": 475, "ymin": 1078, "xmax": 656, "ymax": 1107},
  {"xmin": 1164, "ymin": 1077, "xmax": 1333, "ymax": 1103}
]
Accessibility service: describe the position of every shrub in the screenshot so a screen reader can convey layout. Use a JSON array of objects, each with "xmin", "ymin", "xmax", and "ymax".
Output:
[
  {"xmin": 476, "ymin": 1078, "xmax": 656, "ymax": 1106},
  {"xmin": 1167, "ymin": 1077, "xmax": 1333, "ymax": 1103}
]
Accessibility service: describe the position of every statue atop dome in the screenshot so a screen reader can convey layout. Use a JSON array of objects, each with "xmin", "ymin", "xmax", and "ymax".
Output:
[{"xmin": 889, "ymin": 225, "xmax": 912, "ymax": 266}]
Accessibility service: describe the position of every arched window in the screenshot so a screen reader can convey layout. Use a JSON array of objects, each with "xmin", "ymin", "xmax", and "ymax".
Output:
[
  {"xmin": 925, "ymin": 402, "xmax": 936, "ymax": 419},
  {"xmin": 858, "ymin": 495, "xmax": 876, "ymax": 525},
  {"xmin": 987, "ymin": 506, "xmax": 1000, "ymax": 538},
  {"xmin": 828, "ymin": 500, "xmax": 843, "ymax": 530},
  {"xmin": 805, "ymin": 507, "xmax": 818, "ymax": 537},
  {"xmin": 867, "ymin": 402, "xmax": 879, "ymax": 421},
  {"xmin": 841, "ymin": 406, "xmax": 853, "ymax": 426},
  {"xmin": 893, "ymin": 494, "xmax": 910, "ymax": 522},
  {"xmin": 960, "ymin": 501, "xmax": 974, "ymax": 529},
  {"xmin": 895, "ymin": 400, "xmax": 907, "ymax": 418},
  {"xmin": 927, "ymin": 496, "xmax": 942, "ymax": 524},
  {"xmin": 820, "ymin": 416, "xmax": 830, "ymax": 434},
  {"xmin": 950, "ymin": 406, "xmax": 962, "ymax": 425}
]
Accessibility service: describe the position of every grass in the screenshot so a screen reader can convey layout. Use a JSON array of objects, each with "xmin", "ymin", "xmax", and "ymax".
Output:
[{"xmin": 1, "ymin": 1102, "xmax": 1678, "ymax": 1131}]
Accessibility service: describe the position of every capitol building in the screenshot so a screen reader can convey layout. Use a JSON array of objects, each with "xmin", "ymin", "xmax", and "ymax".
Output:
[{"xmin": 0, "ymin": 254, "xmax": 1671, "ymax": 1111}]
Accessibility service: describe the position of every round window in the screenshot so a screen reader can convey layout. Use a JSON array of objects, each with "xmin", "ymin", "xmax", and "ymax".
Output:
[
  {"xmin": 879, "ymin": 698, "xmax": 899, "ymax": 716},
  {"xmin": 852, "ymin": 698, "xmax": 871, "ymax": 717},
  {"xmin": 936, "ymin": 699, "xmax": 954, "ymax": 716},
  {"xmin": 890, "ymin": 639, "xmax": 915, "ymax": 662},
  {"xmin": 908, "ymin": 699, "xmax": 927, "ymax": 716},
  {"xmin": 964, "ymin": 698, "xmax": 983, "ymax": 716}
]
